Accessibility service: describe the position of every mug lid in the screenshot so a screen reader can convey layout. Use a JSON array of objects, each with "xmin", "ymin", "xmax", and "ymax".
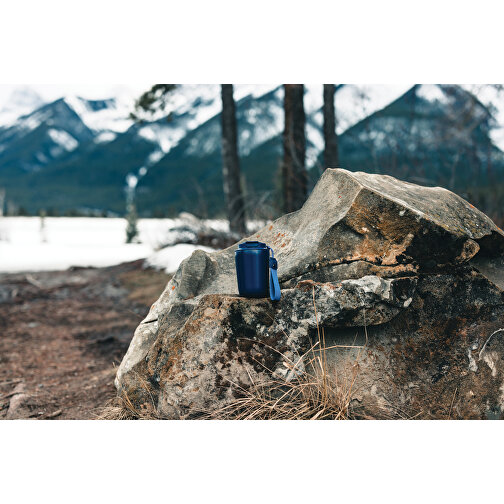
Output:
[{"xmin": 238, "ymin": 241, "xmax": 267, "ymax": 249}]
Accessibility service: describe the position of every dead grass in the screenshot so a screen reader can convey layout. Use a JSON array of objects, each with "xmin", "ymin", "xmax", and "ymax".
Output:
[
  {"xmin": 204, "ymin": 287, "xmax": 367, "ymax": 420},
  {"xmin": 97, "ymin": 396, "xmax": 141, "ymax": 420},
  {"xmin": 203, "ymin": 347, "xmax": 363, "ymax": 420},
  {"xmin": 97, "ymin": 394, "xmax": 160, "ymax": 420},
  {"xmin": 96, "ymin": 370, "xmax": 161, "ymax": 420},
  {"xmin": 99, "ymin": 287, "xmax": 369, "ymax": 420}
]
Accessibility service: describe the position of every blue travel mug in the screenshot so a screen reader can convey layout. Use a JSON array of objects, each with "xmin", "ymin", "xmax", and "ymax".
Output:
[{"xmin": 235, "ymin": 241, "xmax": 281, "ymax": 301}]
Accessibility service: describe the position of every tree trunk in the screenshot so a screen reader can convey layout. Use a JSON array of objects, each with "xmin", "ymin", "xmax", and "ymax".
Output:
[
  {"xmin": 221, "ymin": 84, "xmax": 246, "ymax": 235},
  {"xmin": 282, "ymin": 84, "xmax": 307, "ymax": 213},
  {"xmin": 0, "ymin": 188, "xmax": 5, "ymax": 217},
  {"xmin": 323, "ymin": 84, "xmax": 339, "ymax": 168}
]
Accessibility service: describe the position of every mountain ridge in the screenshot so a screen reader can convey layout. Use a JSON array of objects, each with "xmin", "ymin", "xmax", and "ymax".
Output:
[{"xmin": 0, "ymin": 84, "xmax": 502, "ymax": 219}]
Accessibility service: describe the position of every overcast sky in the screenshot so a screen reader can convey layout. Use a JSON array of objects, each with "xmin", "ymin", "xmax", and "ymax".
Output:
[{"xmin": 0, "ymin": 84, "xmax": 151, "ymax": 108}]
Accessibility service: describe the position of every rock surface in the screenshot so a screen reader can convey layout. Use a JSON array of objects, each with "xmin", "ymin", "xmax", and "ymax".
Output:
[{"xmin": 115, "ymin": 168, "xmax": 504, "ymax": 419}]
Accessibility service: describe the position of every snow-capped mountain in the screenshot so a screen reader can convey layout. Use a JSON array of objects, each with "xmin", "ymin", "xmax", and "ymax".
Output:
[
  {"xmin": 0, "ymin": 98, "xmax": 94, "ymax": 172},
  {"xmin": 134, "ymin": 84, "xmax": 413, "ymax": 167},
  {"xmin": 338, "ymin": 84, "xmax": 504, "ymax": 192},
  {"xmin": 0, "ymin": 84, "xmax": 412, "ymax": 176},
  {"xmin": 0, "ymin": 83, "xmax": 502, "ymax": 218},
  {"xmin": 0, "ymin": 84, "xmax": 413, "ymax": 214}
]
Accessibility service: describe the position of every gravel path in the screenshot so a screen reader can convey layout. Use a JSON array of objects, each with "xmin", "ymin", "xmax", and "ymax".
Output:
[{"xmin": 0, "ymin": 260, "xmax": 169, "ymax": 420}]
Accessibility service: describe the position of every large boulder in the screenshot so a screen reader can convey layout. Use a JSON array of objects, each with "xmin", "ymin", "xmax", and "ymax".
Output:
[{"xmin": 115, "ymin": 168, "xmax": 504, "ymax": 419}]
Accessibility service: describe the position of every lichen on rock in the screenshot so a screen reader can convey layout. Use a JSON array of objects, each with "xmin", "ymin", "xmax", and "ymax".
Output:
[{"xmin": 115, "ymin": 168, "xmax": 504, "ymax": 419}]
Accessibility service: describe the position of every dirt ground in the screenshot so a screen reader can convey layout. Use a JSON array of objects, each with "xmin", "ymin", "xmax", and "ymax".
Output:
[{"xmin": 0, "ymin": 260, "xmax": 170, "ymax": 420}]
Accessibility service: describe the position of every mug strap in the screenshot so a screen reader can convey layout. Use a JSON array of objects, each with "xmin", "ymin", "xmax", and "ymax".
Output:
[{"xmin": 268, "ymin": 247, "xmax": 281, "ymax": 301}]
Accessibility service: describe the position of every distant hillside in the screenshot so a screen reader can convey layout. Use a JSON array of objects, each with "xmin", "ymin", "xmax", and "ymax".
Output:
[
  {"xmin": 337, "ymin": 84, "xmax": 504, "ymax": 190},
  {"xmin": 0, "ymin": 84, "xmax": 502, "ymax": 222},
  {"xmin": 335, "ymin": 85, "xmax": 504, "ymax": 225}
]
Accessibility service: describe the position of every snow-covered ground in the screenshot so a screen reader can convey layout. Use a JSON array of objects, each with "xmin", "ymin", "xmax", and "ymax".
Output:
[
  {"xmin": 145, "ymin": 243, "xmax": 214, "ymax": 273},
  {"xmin": 0, "ymin": 217, "xmax": 220, "ymax": 273}
]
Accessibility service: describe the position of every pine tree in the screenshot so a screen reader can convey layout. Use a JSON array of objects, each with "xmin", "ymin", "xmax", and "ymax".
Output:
[
  {"xmin": 282, "ymin": 84, "xmax": 307, "ymax": 213},
  {"xmin": 130, "ymin": 84, "xmax": 176, "ymax": 121},
  {"xmin": 323, "ymin": 84, "xmax": 339, "ymax": 168},
  {"xmin": 221, "ymin": 84, "xmax": 246, "ymax": 235}
]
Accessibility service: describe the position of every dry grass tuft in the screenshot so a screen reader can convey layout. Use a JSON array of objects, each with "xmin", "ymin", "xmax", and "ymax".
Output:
[
  {"xmin": 97, "ymin": 397, "xmax": 140, "ymax": 420},
  {"xmin": 96, "ymin": 370, "xmax": 161, "ymax": 420},
  {"xmin": 203, "ymin": 333, "xmax": 365, "ymax": 420},
  {"xmin": 205, "ymin": 287, "xmax": 367, "ymax": 420}
]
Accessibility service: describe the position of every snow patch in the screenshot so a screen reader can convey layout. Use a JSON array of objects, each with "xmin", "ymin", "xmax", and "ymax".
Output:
[
  {"xmin": 416, "ymin": 84, "xmax": 450, "ymax": 104},
  {"xmin": 146, "ymin": 243, "xmax": 214, "ymax": 273},
  {"xmin": 0, "ymin": 217, "xmax": 218, "ymax": 273},
  {"xmin": 94, "ymin": 131, "xmax": 117, "ymax": 143},
  {"xmin": 36, "ymin": 152, "xmax": 49, "ymax": 164},
  {"xmin": 126, "ymin": 173, "xmax": 138, "ymax": 189},
  {"xmin": 64, "ymin": 95, "xmax": 133, "ymax": 134},
  {"xmin": 16, "ymin": 109, "xmax": 49, "ymax": 133},
  {"xmin": 138, "ymin": 124, "xmax": 185, "ymax": 153},
  {"xmin": 47, "ymin": 128, "xmax": 78, "ymax": 151},
  {"xmin": 147, "ymin": 150, "xmax": 164, "ymax": 164}
]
